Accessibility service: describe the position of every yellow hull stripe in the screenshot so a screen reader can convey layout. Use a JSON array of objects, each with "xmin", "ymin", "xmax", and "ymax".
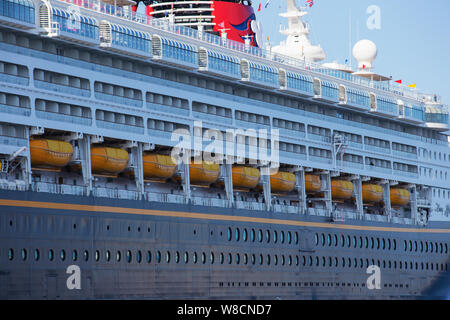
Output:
[{"xmin": 0, "ymin": 199, "xmax": 449, "ymax": 234}]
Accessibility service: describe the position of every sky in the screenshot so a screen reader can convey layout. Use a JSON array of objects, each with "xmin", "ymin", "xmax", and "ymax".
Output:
[{"xmin": 256, "ymin": 0, "xmax": 450, "ymax": 105}]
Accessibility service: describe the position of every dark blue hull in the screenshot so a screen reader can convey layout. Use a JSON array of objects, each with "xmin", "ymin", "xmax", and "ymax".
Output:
[{"xmin": 0, "ymin": 189, "xmax": 449, "ymax": 300}]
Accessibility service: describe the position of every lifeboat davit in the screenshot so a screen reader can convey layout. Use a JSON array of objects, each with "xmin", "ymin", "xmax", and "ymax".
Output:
[
  {"xmin": 390, "ymin": 188, "xmax": 410, "ymax": 207},
  {"xmin": 189, "ymin": 161, "xmax": 220, "ymax": 186},
  {"xmin": 331, "ymin": 180, "xmax": 354, "ymax": 200},
  {"xmin": 270, "ymin": 171, "xmax": 296, "ymax": 193},
  {"xmin": 362, "ymin": 183, "xmax": 383, "ymax": 203},
  {"xmin": 305, "ymin": 174, "xmax": 321, "ymax": 193},
  {"xmin": 91, "ymin": 146, "xmax": 129, "ymax": 175},
  {"xmin": 30, "ymin": 139, "xmax": 73, "ymax": 170},
  {"xmin": 143, "ymin": 154, "xmax": 177, "ymax": 180},
  {"xmin": 232, "ymin": 166, "xmax": 260, "ymax": 190}
]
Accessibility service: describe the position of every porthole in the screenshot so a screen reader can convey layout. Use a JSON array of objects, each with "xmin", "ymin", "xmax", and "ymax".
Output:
[
  {"xmin": 295, "ymin": 256, "xmax": 299, "ymax": 266},
  {"xmin": 227, "ymin": 227, "xmax": 232, "ymax": 241},
  {"xmin": 308, "ymin": 256, "xmax": 312, "ymax": 266},
  {"xmin": 409, "ymin": 240, "xmax": 413, "ymax": 252},
  {"xmin": 184, "ymin": 252, "xmax": 189, "ymax": 264},
  {"xmin": 393, "ymin": 239, "xmax": 397, "ymax": 250},
  {"xmin": 106, "ymin": 250, "xmax": 111, "ymax": 262},
  {"xmin": 359, "ymin": 237, "xmax": 363, "ymax": 249},
  {"xmin": 328, "ymin": 257, "xmax": 332, "ymax": 267},
  {"xmin": 322, "ymin": 256, "xmax": 326, "ymax": 267},
  {"xmin": 335, "ymin": 257, "xmax": 338, "ymax": 267},
  {"xmin": 72, "ymin": 250, "xmax": 78, "ymax": 261},
  {"xmin": 364, "ymin": 237, "xmax": 368, "ymax": 249},
  {"xmin": 425, "ymin": 242, "xmax": 429, "ymax": 253},
  {"xmin": 265, "ymin": 230, "xmax": 270, "ymax": 243},
  {"xmin": 403, "ymin": 240, "xmax": 407, "ymax": 252},
  {"xmin": 244, "ymin": 253, "xmax": 248, "ymax": 265},
  {"xmin": 360, "ymin": 259, "xmax": 364, "ymax": 268},
  {"xmin": 115, "ymin": 251, "xmax": 120, "ymax": 262},
  {"xmin": 294, "ymin": 232, "xmax": 299, "ymax": 244},
  {"xmin": 434, "ymin": 242, "xmax": 438, "ymax": 253},
  {"xmin": 165, "ymin": 251, "xmax": 170, "ymax": 263},
  {"xmin": 376, "ymin": 238, "xmax": 380, "ymax": 250},
  {"xmin": 273, "ymin": 230, "xmax": 278, "ymax": 243},
  {"xmin": 95, "ymin": 250, "xmax": 100, "ymax": 262},
  {"xmin": 340, "ymin": 235, "xmax": 345, "ymax": 247},
  {"xmin": 382, "ymin": 238, "xmax": 386, "ymax": 250},
  {"xmin": 266, "ymin": 254, "xmax": 270, "ymax": 266},
  {"xmin": 287, "ymin": 231, "xmax": 292, "ymax": 244},
  {"xmin": 243, "ymin": 229, "xmax": 248, "ymax": 242},
  {"xmin": 342, "ymin": 257, "xmax": 345, "ymax": 267},
  {"xmin": 387, "ymin": 239, "xmax": 391, "ymax": 250},
  {"xmin": 8, "ymin": 248, "xmax": 14, "ymax": 261},
  {"xmin": 34, "ymin": 249, "xmax": 40, "ymax": 261},
  {"xmin": 280, "ymin": 231, "xmax": 285, "ymax": 244},
  {"xmin": 258, "ymin": 229, "xmax": 263, "ymax": 243},
  {"xmin": 235, "ymin": 228, "xmax": 240, "ymax": 242},
  {"xmin": 202, "ymin": 252, "xmax": 206, "ymax": 264},
  {"xmin": 274, "ymin": 255, "xmax": 278, "ymax": 266},
  {"xmin": 281, "ymin": 255, "xmax": 285, "ymax": 266},
  {"xmin": 137, "ymin": 250, "xmax": 142, "ymax": 263},
  {"xmin": 235, "ymin": 253, "xmax": 239, "ymax": 265},
  {"xmin": 439, "ymin": 243, "xmax": 443, "ymax": 254},
  {"xmin": 302, "ymin": 256, "xmax": 306, "ymax": 266},
  {"xmin": 348, "ymin": 258, "xmax": 352, "ymax": 268},
  {"xmin": 288, "ymin": 255, "xmax": 292, "ymax": 266},
  {"xmin": 334, "ymin": 234, "xmax": 338, "ymax": 247},
  {"xmin": 346, "ymin": 236, "xmax": 351, "ymax": 248},
  {"xmin": 321, "ymin": 233, "xmax": 326, "ymax": 246},
  {"xmin": 210, "ymin": 252, "xmax": 215, "ymax": 264},
  {"xmin": 354, "ymin": 258, "xmax": 358, "ymax": 268},
  {"xmin": 147, "ymin": 251, "xmax": 152, "ymax": 263},
  {"xmin": 420, "ymin": 241, "xmax": 424, "ymax": 252},
  {"xmin": 414, "ymin": 241, "xmax": 418, "ymax": 252},
  {"xmin": 250, "ymin": 229, "xmax": 255, "ymax": 242},
  {"xmin": 370, "ymin": 237, "xmax": 374, "ymax": 249},
  {"xmin": 84, "ymin": 250, "xmax": 89, "ymax": 262},
  {"xmin": 48, "ymin": 249, "xmax": 54, "ymax": 261},
  {"xmin": 220, "ymin": 253, "xmax": 224, "ymax": 264},
  {"xmin": 352, "ymin": 236, "xmax": 357, "ymax": 248},
  {"xmin": 327, "ymin": 234, "xmax": 332, "ymax": 246},
  {"xmin": 259, "ymin": 254, "xmax": 263, "ymax": 265},
  {"xmin": 175, "ymin": 251, "xmax": 180, "ymax": 263},
  {"xmin": 126, "ymin": 250, "xmax": 132, "ymax": 263},
  {"xmin": 315, "ymin": 256, "xmax": 319, "ymax": 266}
]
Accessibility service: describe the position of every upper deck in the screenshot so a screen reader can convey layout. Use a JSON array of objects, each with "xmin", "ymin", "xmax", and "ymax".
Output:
[{"xmin": 0, "ymin": 0, "xmax": 447, "ymax": 131}]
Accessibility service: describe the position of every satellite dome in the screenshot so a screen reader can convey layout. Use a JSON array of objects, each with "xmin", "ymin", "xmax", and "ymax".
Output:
[{"xmin": 352, "ymin": 40, "xmax": 377, "ymax": 70}]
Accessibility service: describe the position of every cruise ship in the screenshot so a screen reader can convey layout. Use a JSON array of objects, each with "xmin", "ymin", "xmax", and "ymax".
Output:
[{"xmin": 0, "ymin": 0, "xmax": 449, "ymax": 299}]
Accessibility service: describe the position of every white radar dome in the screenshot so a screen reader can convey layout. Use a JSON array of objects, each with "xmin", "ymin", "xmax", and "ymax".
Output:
[{"xmin": 352, "ymin": 39, "xmax": 377, "ymax": 70}]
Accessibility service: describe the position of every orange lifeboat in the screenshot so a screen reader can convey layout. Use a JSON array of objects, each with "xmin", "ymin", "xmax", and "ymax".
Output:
[
  {"xmin": 305, "ymin": 174, "xmax": 321, "ymax": 193},
  {"xmin": 270, "ymin": 171, "xmax": 296, "ymax": 193},
  {"xmin": 390, "ymin": 188, "xmax": 410, "ymax": 207},
  {"xmin": 232, "ymin": 166, "xmax": 260, "ymax": 190},
  {"xmin": 362, "ymin": 183, "xmax": 383, "ymax": 203},
  {"xmin": 30, "ymin": 139, "xmax": 73, "ymax": 170},
  {"xmin": 143, "ymin": 154, "xmax": 177, "ymax": 180},
  {"xmin": 91, "ymin": 146, "xmax": 129, "ymax": 176},
  {"xmin": 189, "ymin": 161, "xmax": 220, "ymax": 186},
  {"xmin": 331, "ymin": 180, "xmax": 354, "ymax": 201}
]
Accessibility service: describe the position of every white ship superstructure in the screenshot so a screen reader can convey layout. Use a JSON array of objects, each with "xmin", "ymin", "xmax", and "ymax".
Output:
[{"xmin": 0, "ymin": 0, "xmax": 449, "ymax": 300}]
